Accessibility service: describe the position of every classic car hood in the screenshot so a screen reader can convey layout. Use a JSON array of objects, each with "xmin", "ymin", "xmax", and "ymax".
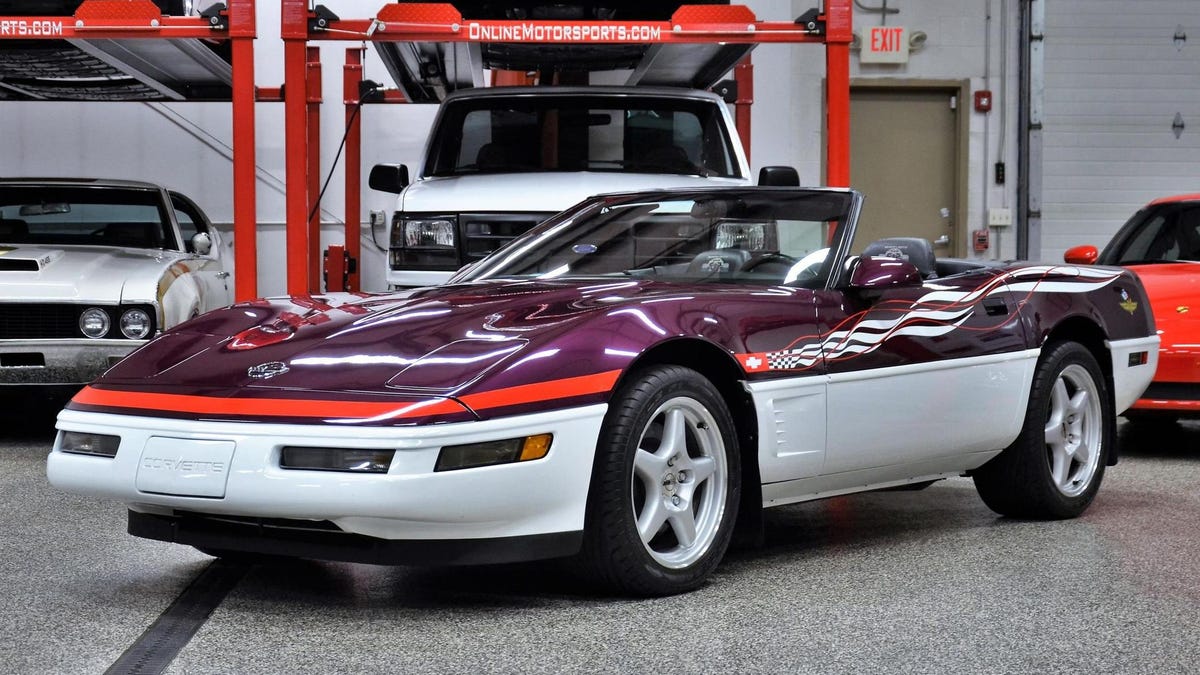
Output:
[
  {"xmin": 403, "ymin": 172, "xmax": 750, "ymax": 213},
  {"xmin": 96, "ymin": 279, "xmax": 714, "ymax": 398},
  {"xmin": 0, "ymin": 244, "xmax": 180, "ymax": 303},
  {"xmin": 1127, "ymin": 262, "xmax": 1199, "ymax": 346}
]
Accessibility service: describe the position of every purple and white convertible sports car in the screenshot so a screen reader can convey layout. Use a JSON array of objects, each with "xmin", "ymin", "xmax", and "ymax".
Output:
[{"xmin": 48, "ymin": 187, "xmax": 1159, "ymax": 596}]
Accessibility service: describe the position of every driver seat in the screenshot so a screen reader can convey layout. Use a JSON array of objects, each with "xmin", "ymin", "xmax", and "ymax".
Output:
[{"xmin": 862, "ymin": 237, "xmax": 938, "ymax": 279}]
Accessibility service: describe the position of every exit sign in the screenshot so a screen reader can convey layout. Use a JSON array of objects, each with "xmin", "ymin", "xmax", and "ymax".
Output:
[{"xmin": 861, "ymin": 26, "xmax": 909, "ymax": 64}]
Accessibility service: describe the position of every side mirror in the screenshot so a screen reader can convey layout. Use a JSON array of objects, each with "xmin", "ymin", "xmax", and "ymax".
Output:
[
  {"xmin": 758, "ymin": 166, "xmax": 800, "ymax": 186},
  {"xmin": 848, "ymin": 255, "xmax": 923, "ymax": 290},
  {"xmin": 190, "ymin": 231, "xmax": 213, "ymax": 256},
  {"xmin": 369, "ymin": 164, "xmax": 410, "ymax": 194},
  {"xmin": 1064, "ymin": 244, "xmax": 1099, "ymax": 265}
]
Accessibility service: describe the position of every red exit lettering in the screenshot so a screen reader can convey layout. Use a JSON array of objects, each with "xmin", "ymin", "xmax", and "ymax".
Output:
[{"xmin": 870, "ymin": 27, "xmax": 904, "ymax": 52}]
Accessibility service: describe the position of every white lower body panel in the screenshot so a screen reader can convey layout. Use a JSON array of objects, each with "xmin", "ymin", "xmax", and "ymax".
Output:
[
  {"xmin": 1106, "ymin": 335, "xmax": 1160, "ymax": 413},
  {"xmin": 48, "ymin": 404, "xmax": 606, "ymax": 542}
]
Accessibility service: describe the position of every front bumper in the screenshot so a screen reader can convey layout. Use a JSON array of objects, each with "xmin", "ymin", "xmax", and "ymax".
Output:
[
  {"xmin": 0, "ymin": 339, "xmax": 143, "ymax": 385},
  {"xmin": 1127, "ymin": 342, "xmax": 1199, "ymax": 416},
  {"xmin": 48, "ymin": 404, "xmax": 607, "ymax": 564}
]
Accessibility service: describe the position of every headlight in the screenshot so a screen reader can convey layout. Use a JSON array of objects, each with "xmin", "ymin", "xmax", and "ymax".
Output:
[
  {"xmin": 399, "ymin": 218, "xmax": 456, "ymax": 248},
  {"xmin": 119, "ymin": 308, "xmax": 153, "ymax": 339},
  {"xmin": 715, "ymin": 220, "xmax": 773, "ymax": 250},
  {"xmin": 435, "ymin": 434, "xmax": 552, "ymax": 472},
  {"xmin": 60, "ymin": 431, "xmax": 120, "ymax": 457},
  {"xmin": 79, "ymin": 307, "xmax": 111, "ymax": 339}
]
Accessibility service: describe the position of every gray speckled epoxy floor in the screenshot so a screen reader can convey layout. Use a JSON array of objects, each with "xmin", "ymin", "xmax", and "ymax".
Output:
[{"xmin": 2, "ymin": 407, "xmax": 1198, "ymax": 674}]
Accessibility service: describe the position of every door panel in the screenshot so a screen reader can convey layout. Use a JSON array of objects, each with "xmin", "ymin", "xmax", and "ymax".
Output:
[
  {"xmin": 815, "ymin": 271, "xmax": 1032, "ymax": 474},
  {"xmin": 850, "ymin": 88, "xmax": 959, "ymax": 256}
]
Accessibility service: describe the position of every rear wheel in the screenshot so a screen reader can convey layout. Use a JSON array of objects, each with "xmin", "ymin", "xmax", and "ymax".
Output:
[
  {"xmin": 575, "ymin": 365, "xmax": 740, "ymax": 596},
  {"xmin": 974, "ymin": 341, "xmax": 1112, "ymax": 519}
]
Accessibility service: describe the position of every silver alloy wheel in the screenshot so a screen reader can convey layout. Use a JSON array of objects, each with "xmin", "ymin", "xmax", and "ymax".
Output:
[
  {"xmin": 1044, "ymin": 363, "xmax": 1103, "ymax": 497},
  {"xmin": 630, "ymin": 395, "xmax": 728, "ymax": 569}
]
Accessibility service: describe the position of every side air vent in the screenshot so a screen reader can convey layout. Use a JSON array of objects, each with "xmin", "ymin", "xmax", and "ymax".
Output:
[{"xmin": 0, "ymin": 259, "xmax": 39, "ymax": 272}]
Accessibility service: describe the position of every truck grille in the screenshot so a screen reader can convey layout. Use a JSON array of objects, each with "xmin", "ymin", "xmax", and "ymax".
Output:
[
  {"xmin": 0, "ymin": 304, "xmax": 78, "ymax": 339},
  {"xmin": 462, "ymin": 213, "xmax": 548, "ymax": 262}
]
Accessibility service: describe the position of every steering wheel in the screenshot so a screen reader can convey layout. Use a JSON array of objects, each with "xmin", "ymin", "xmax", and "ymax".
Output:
[{"xmin": 741, "ymin": 251, "xmax": 798, "ymax": 273}]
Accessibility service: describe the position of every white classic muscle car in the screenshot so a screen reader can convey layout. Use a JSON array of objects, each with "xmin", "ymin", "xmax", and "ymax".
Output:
[{"xmin": 0, "ymin": 178, "xmax": 232, "ymax": 388}]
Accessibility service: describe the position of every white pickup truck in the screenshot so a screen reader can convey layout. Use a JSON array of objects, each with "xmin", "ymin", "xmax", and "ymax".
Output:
[{"xmin": 369, "ymin": 85, "xmax": 784, "ymax": 288}]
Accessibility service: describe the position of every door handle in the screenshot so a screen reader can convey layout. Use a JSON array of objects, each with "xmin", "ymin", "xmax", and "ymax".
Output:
[
  {"xmin": 216, "ymin": 271, "xmax": 230, "ymax": 279},
  {"xmin": 933, "ymin": 235, "xmax": 950, "ymax": 247}
]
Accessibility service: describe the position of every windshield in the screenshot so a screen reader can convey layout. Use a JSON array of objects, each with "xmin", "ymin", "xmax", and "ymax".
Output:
[
  {"xmin": 0, "ymin": 185, "xmax": 172, "ymax": 250},
  {"xmin": 1102, "ymin": 202, "xmax": 1200, "ymax": 264},
  {"xmin": 425, "ymin": 95, "xmax": 741, "ymax": 178},
  {"xmin": 458, "ymin": 189, "xmax": 855, "ymax": 288}
]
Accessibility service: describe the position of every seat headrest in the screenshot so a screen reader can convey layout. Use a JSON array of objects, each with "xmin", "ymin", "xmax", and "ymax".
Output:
[
  {"xmin": 861, "ymin": 237, "xmax": 937, "ymax": 278},
  {"xmin": 687, "ymin": 248, "xmax": 752, "ymax": 276}
]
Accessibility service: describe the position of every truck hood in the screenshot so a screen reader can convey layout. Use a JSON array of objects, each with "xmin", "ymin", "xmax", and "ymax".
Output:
[
  {"xmin": 0, "ymin": 245, "xmax": 180, "ymax": 303},
  {"xmin": 402, "ymin": 172, "xmax": 750, "ymax": 213}
]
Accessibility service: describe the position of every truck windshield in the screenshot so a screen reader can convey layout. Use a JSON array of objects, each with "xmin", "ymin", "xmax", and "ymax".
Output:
[
  {"xmin": 0, "ymin": 186, "xmax": 170, "ymax": 250},
  {"xmin": 425, "ymin": 95, "xmax": 741, "ymax": 179}
]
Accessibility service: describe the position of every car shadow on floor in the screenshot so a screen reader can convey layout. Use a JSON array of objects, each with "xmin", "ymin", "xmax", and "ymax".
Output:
[{"xmin": 1116, "ymin": 417, "xmax": 1200, "ymax": 459}]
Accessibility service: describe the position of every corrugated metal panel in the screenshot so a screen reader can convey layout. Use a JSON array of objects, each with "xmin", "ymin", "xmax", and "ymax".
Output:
[{"xmin": 1042, "ymin": 0, "xmax": 1200, "ymax": 260}]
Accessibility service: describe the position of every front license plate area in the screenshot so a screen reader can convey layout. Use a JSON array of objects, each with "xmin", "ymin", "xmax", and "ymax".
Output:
[{"xmin": 135, "ymin": 437, "xmax": 235, "ymax": 498}]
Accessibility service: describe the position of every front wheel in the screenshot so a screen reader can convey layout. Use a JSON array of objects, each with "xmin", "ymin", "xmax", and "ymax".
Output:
[
  {"xmin": 974, "ymin": 341, "xmax": 1113, "ymax": 519},
  {"xmin": 574, "ymin": 365, "xmax": 741, "ymax": 596}
]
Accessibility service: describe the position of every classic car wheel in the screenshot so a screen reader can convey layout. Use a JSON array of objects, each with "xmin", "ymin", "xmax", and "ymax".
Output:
[
  {"xmin": 974, "ymin": 341, "xmax": 1111, "ymax": 519},
  {"xmin": 576, "ymin": 365, "xmax": 740, "ymax": 596}
]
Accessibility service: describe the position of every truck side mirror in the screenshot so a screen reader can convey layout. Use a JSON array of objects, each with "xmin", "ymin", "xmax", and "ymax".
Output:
[
  {"xmin": 758, "ymin": 166, "xmax": 800, "ymax": 186},
  {"xmin": 369, "ymin": 164, "xmax": 410, "ymax": 193}
]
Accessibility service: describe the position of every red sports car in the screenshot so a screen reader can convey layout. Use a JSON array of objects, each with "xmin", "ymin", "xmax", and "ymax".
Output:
[{"xmin": 1065, "ymin": 193, "xmax": 1200, "ymax": 423}]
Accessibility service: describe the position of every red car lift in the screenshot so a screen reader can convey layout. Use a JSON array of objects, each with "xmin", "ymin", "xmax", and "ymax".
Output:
[{"xmin": 282, "ymin": 1, "xmax": 852, "ymax": 295}]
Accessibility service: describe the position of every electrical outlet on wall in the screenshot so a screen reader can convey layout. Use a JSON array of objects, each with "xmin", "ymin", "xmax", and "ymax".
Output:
[{"xmin": 988, "ymin": 208, "xmax": 1013, "ymax": 227}]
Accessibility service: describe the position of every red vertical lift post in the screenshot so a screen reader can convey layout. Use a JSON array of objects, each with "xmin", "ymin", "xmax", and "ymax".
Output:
[
  {"xmin": 279, "ymin": 2, "xmax": 852, "ymax": 294},
  {"xmin": 0, "ymin": 0, "xmax": 260, "ymax": 300}
]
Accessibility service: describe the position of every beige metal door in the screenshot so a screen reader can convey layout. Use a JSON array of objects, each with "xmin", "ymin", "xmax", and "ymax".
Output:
[{"xmin": 850, "ymin": 87, "xmax": 960, "ymax": 256}]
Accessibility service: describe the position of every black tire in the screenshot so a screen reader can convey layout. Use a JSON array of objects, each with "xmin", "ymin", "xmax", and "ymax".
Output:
[
  {"xmin": 974, "ymin": 341, "xmax": 1113, "ymax": 519},
  {"xmin": 574, "ymin": 365, "xmax": 741, "ymax": 596}
]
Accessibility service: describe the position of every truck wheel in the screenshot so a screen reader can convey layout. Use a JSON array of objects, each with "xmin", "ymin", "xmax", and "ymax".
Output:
[
  {"xmin": 575, "ymin": 365, "xmax": 740, "ymax": 596},
  {"xmin": 974, "ymin": 341, "xmax": 1112, "ymax": 519}
]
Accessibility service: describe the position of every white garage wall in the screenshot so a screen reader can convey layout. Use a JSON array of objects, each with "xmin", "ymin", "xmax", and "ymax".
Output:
[
  {"xmin": 1041, "ymin": 0, "xmax": 1200, "ymax": 262},
  {"xmin": 746, "ymin": 0, "xmax": 1021, "ymax": 260},
  {"xmin": 0, "ymin": 0, "xmax": 1018, "ymax": 294}
]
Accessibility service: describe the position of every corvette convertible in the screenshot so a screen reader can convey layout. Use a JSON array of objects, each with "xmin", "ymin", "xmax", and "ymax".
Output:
[
  {"xmin": 1065, "ymin": 193, "xmax": 1199, "ymax": 424},
  {"xmin": 48, "ymin": 187, "xmax": 1159, "ymax": 596}
]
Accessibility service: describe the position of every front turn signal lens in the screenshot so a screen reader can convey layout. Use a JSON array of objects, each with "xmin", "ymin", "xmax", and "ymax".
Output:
[{"xmin": 435, "ymin": 434, "xmax": 553, "ymax": 472}]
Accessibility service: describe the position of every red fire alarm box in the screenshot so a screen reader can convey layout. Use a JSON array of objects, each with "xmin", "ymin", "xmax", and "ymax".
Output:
[
  {"xmin": 974, "ymin": 90, "xmax": 993, "ymax": 113},
  {"xmin": 973, "ymin": 228, "xmax": 990, "ymax": 251}
]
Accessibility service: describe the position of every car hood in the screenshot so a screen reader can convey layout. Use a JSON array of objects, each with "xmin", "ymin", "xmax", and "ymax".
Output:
[
  {"xmin": 0, "ymin": 244, "xmax": 180, "ymax": 303},
  {"xmin": 95, "ymin": 279, "xmax": 732, "ymax": 401},
  {"xmin": 402, "ymin": 172, "xmax": 750, "ymax": 213},
  {"xmin": 1127, "ymin": 262, "xmax": 1200, "ymax": 347}
]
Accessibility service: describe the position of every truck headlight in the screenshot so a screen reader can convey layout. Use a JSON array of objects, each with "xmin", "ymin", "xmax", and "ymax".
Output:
[
  {"xmin": 79, "ymin": 307, "xmax": 111, "ymax": 339},
  {"xmin": 715, "ymin": 220, "xmax": 773, "ymax": 250},
  {"xmin": 398, "ymin": 218, "xmax": 456, "ymax": 249}
]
